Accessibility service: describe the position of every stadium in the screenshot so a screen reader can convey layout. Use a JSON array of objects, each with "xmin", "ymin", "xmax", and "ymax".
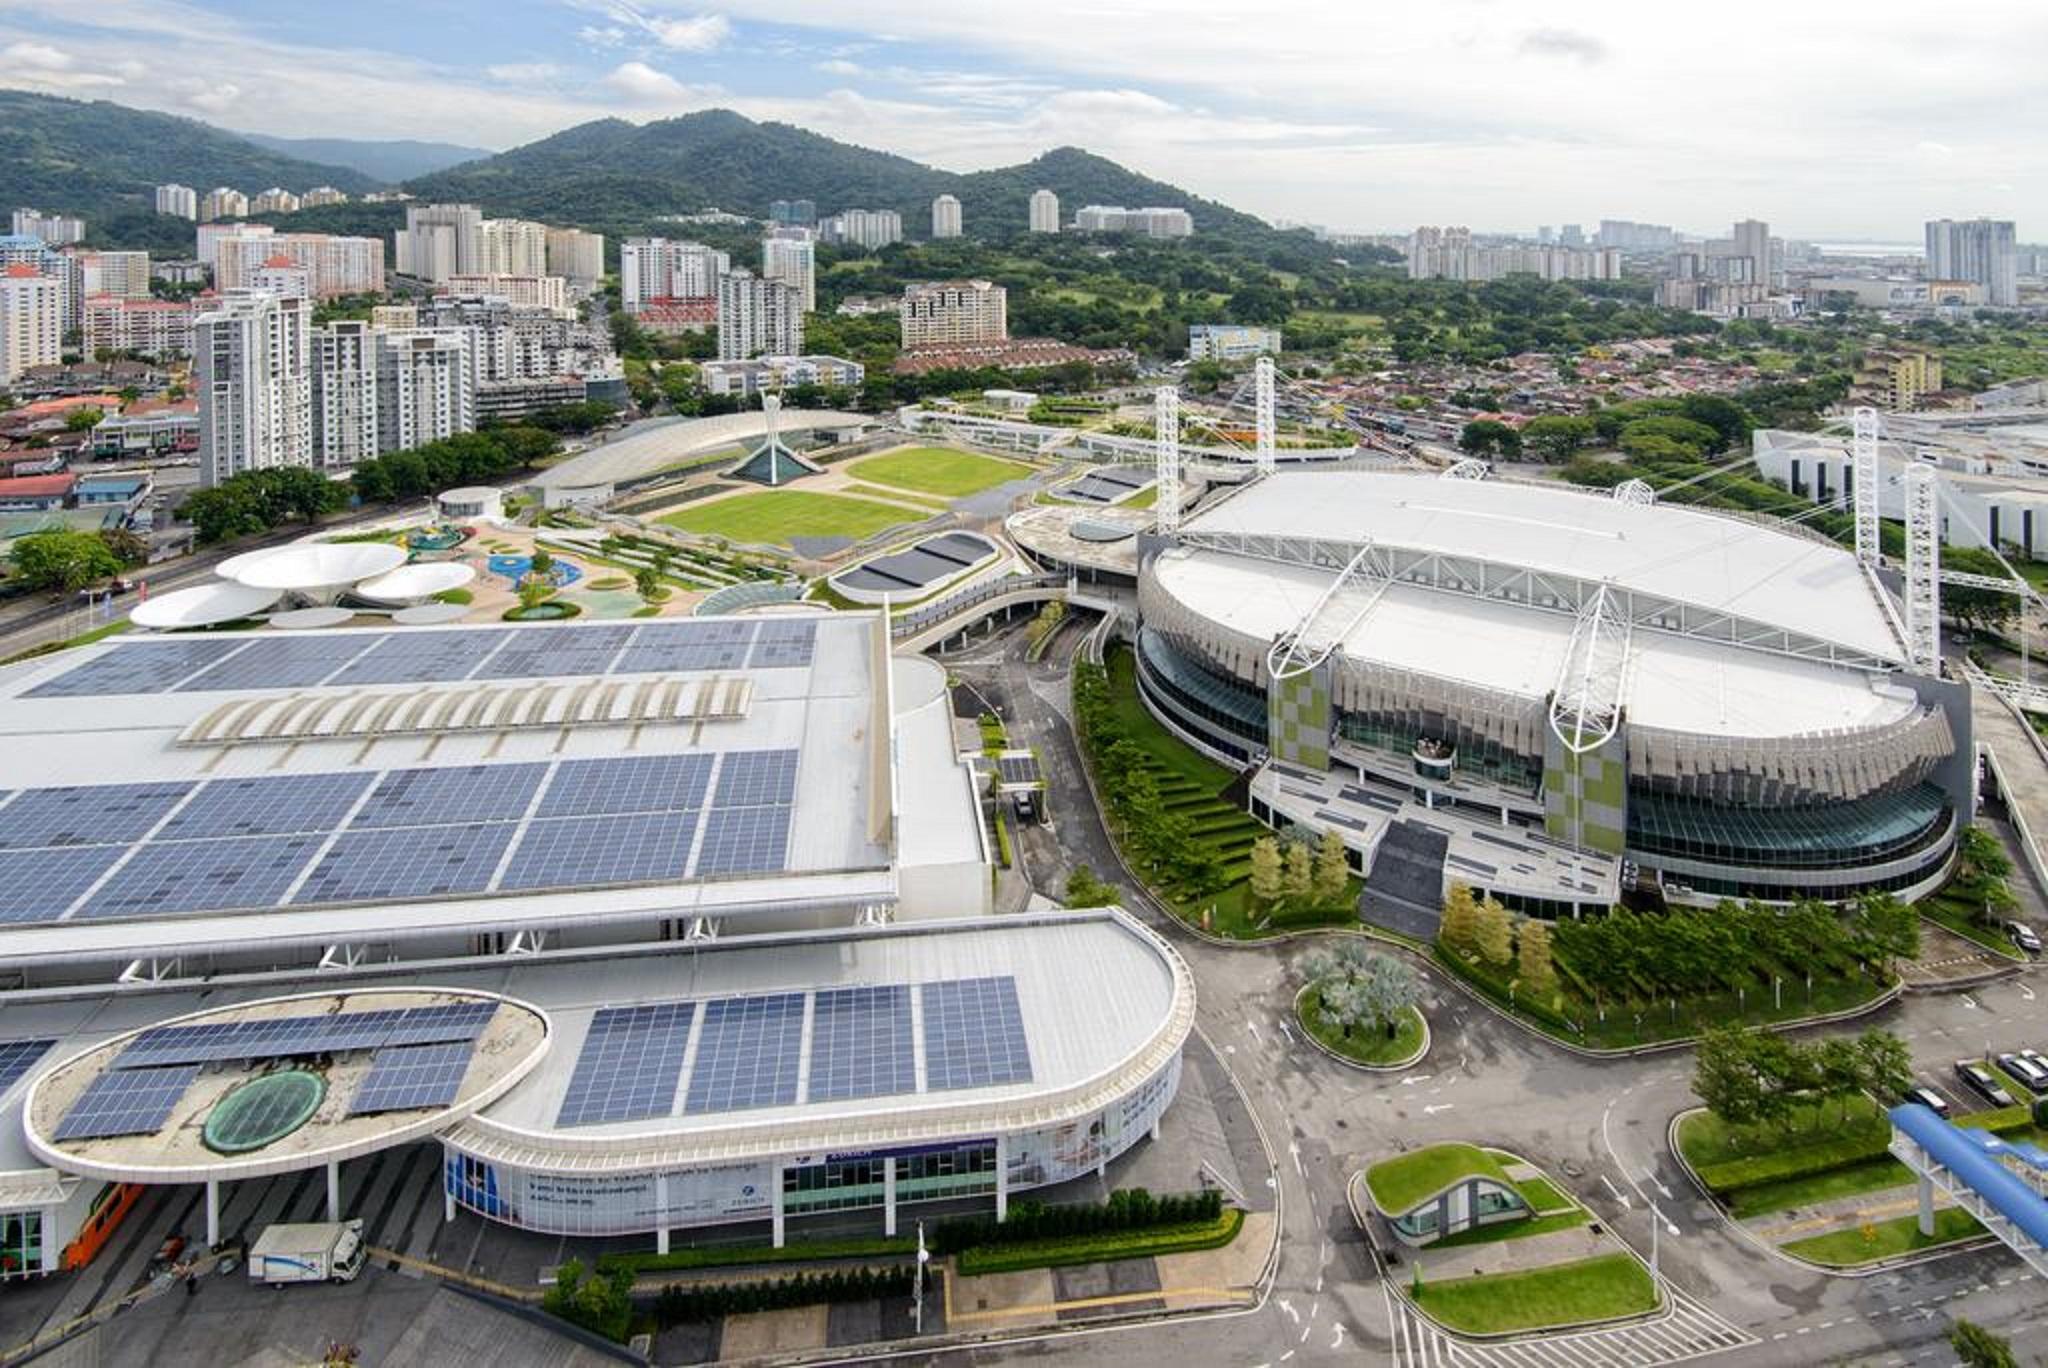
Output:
[
  {"xmin": 0, "ymin": 614, "xmax": 1192, "ymax": 1267},
  {"xmin": 1120, "ymin": 467, "xmax": 1973, "ymax": 915}
]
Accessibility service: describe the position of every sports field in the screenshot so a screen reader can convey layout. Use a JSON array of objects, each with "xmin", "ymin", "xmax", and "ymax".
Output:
[
  {"xmin": 656, "ymin": 490, "xmax": 917, "ymax": 546},
  {"xmin": 849, "ymin": 447, "xmax": 1034, "ymax": 498}
]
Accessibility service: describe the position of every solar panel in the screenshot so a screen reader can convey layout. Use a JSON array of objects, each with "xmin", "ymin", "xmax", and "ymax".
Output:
[
  {"xmin": 473, "ymin": 623, "xmax": 634, "ymax": 680},
  {"xmin": 499, "ymin": 812, "xmax": 698, "ymax": 891},
  {"xmin": 172, "ymin": 634, "xmax": 386, "ymax": 692},
  {"xmin": 291, "ymin": 824, "xmax": 518, "ymax": 903},
  {"xmin": 537, "ymin": 753, "xmax": 713, "ymax": 819},
  {"xmin": 684, "ymin": 992, "xmax": 804, "ymax": 1114},
  {"xmin": 76, "ymin": 833, "xmax": 325, "ymax": 918},
  {"xmin": 324, "ymin": 629, "xmax": 511, "ymax": 686},
  {"xmin": 350, "ymin": 1040, "xmax": 475, "ymax": 1114},
  {"xmin": 119, "ymin": 1002, "xmax": 495, "ymax": 1067},
  {"xmin": 922, "ymin": 977, "xmax": 1034, "ymax": 1091},
  {"xmin": 0, "ymin": 1039, "xmax": 53, "ymax": 1098},
  {"xmin": 710, "ymin": 750, "xmax": 799, "ymax": 808},
  {"xmin": 156, "ymin": 772, "xmax": 375, "ymax": 839},
  {"xmin": 692, "ymin": 805, "xmax": 791, "ymax": 876},
  {"xmin": 997, "ymin": 754, "xmax": 1043, "ymax": 787},
  {"xmin": 380, "ymin": 1000, "xmax": 498, "ymax": 1046},
  {"xmin": 352, "ymin": 763, "xmax": 547, "ymax": 828},
  {"xmin": 808, "ymin": 985, "xmax": 915, "ymax": 1103},
  {"xmin": 54, "ymin": 1063, "xmax": 198, "ymax": 1140},
  {"xmin": 612, "ymin": 621, "xmax": 756, "ymax": 675},
  {"xmin": 0, "ymin": 846, "xmax": 126, "ymax": 924},
  {"xmin": 25, "ymin": 640, "xmax": 244, "ymax": 698},
  {"xmin": 556, "ymin": 1002, "xmax": 695, "ymax": 1127},
  {"xmin": 0, "ymin": 782, "xmax": 193, "ymax": 849},
  {"xmin": 746, "ymin": 620, "xmax": 817, "ymax": 670}
]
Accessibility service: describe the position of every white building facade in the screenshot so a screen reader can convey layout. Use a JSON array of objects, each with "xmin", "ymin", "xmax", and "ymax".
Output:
[
  {"xmin": 1029, "ymin": 189, "xmax": 1060, "ymax": 234},
  {"xmin": 931, "ymin": 195, "xmax": 963, "ymax": 239},
  {"xmin": 545, "ymin": 228, "xmax": 605, "ymax": 285},
  {"xmin": 155, "ymin": 184, "xmax": 198, "ymax": 220},
  {"xmin": 621, "ymin": 239, "xmax": 729, "ymax": 313},
  {"xmin": 761, "ymin": 235, "xmax": 816, "ymax": 313},
  {"xmin": 195, "ymin": 289, "xmax": 314, "ymax": 486},
  {"xmin": 0, "ymin": 267, "xmax": 62, "ymax": 384},
  {"xmin": 900, "ymin": 280, "xmax": 1008, "ymax": 348},
  {"xmin": 716, "ymin": 269, "xmax": 804, "ymax": 360}
]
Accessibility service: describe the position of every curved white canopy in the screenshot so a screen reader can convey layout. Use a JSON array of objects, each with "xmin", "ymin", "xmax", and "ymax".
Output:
[
  {"xmin": 353, "ymin": 562, "xmax": 477, "ymax": 605},
  {"xmin": 129, "ymin": 582, "xmax": 282, "ymax": 629},
  {"xmin": 224, "ymin": 543, "xmax": 407, "ymax": 593}
]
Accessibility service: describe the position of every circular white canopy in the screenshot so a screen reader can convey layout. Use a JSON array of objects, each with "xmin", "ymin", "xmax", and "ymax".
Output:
[
  {"xmin": 129, "ymin": 582, "xmax": 282, "ymax": 629},
  {"xmin": 224, "ymin": 542, "xmax": 407, "ymax": 593},
  {"xmin": 391, "ymin": 602, "xmax": 471, "ymax": 625},
  {"xmin": 271, "ymin": 606, "xmax": 357, "ymax": 630},
  {"xmin": 352, "ymin": 561, "xmax": 477, "ymax": 605},
  {"xmin": 212, "ymin": 547, "xmax": 280, "ymax": 582}
]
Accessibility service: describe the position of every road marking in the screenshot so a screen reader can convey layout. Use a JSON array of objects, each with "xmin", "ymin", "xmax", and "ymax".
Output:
[
  {"xmin": 1599, "ymin": 1173, "xmax": 1632, "ymax": 1208},
  {"xmin": 1330, "ymin": 1324, "xmax": 1346, "ymax": 1350},
  {"xmin": 1279, "ymin": 1297, "xmax": 1298, "ymax": 1324},
  {"xmin": 1279, "ymin": 1353, "xmax": 1294, "ymax": 1364},
  {"xmin": 1246, "ymin": 1020, "xmax": 1261, "ymax": 1042},
  {"xmin": 1289, "ymin": 1143, "xmax": 1304, "ymax": 1178},
  {"xmin": 1423, "ymin": 1103, "xmax": 1454, "ymax": 1116},
  {"xmin": 1401, "ymin": 1073, "xmax": 1432, "ymax": 1085},
  {"xmin": 2022, "ymin": 983, "xmax": 2037, "ymax": 1002},
  {"xmin": 1962, "ymin": 994, "xmax": 1979, "ymax": 1010}
]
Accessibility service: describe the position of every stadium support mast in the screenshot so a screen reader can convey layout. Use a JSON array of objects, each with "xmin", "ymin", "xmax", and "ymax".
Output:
[
  {"xmin": 1903, "ymin": 461, "xmax": 1941, "ymax": 674},
  {"xmin": 1154, "ymin": 386, "xmax": 1182, "ymax": 535},
  {"xmin": 1853, "ymin": 406, "xmax": 1881, "ymax": 567},
  {"xmin": 1254, "ymin": 356, "xmax": 1276, "ymax": 476}
]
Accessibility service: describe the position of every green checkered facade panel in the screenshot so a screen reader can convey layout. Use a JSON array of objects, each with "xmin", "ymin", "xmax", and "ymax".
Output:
[{"xmin": 1268, "ymin": 666, "xmax": 1332, "ymax": 770}]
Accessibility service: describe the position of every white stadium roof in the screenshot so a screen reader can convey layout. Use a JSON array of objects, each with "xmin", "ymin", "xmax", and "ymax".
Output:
[
  {"xmin": 531, "ymin": 410, "xmax": 874, "ymax": 494},
  {"xmin": 1181, "ymin": 471, "xmax": 1902, "ymax": 663}
]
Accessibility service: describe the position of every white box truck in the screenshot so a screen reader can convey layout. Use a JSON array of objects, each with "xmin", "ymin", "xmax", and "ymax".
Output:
[{"xmin": 247, "ymin": 1220, "xmax": 368, "ymax": 1286}]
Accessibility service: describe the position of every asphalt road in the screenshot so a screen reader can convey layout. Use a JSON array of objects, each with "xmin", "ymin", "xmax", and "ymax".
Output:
[{"xmin": 925, "ymin": 614, "xmax": 2048, "ymax": 1367}]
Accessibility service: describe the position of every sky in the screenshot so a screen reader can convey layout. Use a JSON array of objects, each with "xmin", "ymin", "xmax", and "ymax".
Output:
[{"xmin": 0, "ymin": 0, "xmax": 2041, "ymax": 239}]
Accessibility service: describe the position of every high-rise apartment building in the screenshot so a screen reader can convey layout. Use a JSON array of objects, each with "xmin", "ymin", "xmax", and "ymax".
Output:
[
  {"xmin": 545, "ymin": 228, "xmax": 605, "ymax": 285},
  {"xmin": 250, "ymin": 255, "xmax": 312, "ymax": 300},
  {"xmin": 443, "ymin": 274, "xmax": 571, "ymax": 316},
  {"xmin": 84, "ymin": 296, "xmax": 195, "ymax": 360},
  {"xmin": 1925, "ymin": 218, "xmax": 2019, "ymax": 307},
  {"xmin": 73, "ymin": 250, "xmax": 150, "ymax": 300},
  {"xmin": 479, "ymin": 219, "xmax": 550, "ymax": 278},
  {"xmin": 311, "ymin": 321, "xmax": 380, "ymax": 471},
  {"xmin": 1732, "ymin": 219, "xmax": 1772, "ymax": 288},
  {"xmin": 931, "ymin": 195, "xmax": 963, "ymax": 239},
  {"xmin": 1072, "ymin": 206, "xmax": 1194, "ymax": 238},
  {"xmin": 0, "ymin": 265, "xmax": 62, "ymax": 383},
  {"xmin": 198, "ymin": 221, "xmax": 271, "ymax": 271},
  {"xmin": 194, "ymin": 289, "xmax": 314, "ymax": 486},
  {"xmin": 300, "ymin": 187, "xmax": 348, "ymax": 209},
  {"xmin": 620, "ymin": 239, "xmax": 729, "ymax": 313},
  {"xmin": 155, "ymin": 184, "xmax": 199, "ymax": 220},
  {"xmin": 761, "ymin": 235, "xmax": 817, "ymax": 313},
  {"xmin": 1030, "ymin": 189, "xmax": 1060, "ymax": 234},
  {"xmin": 200, "ymin": 188, "xmax": 249, "ymax": 222},
  {"xmin": 1596, "ymin": 219, "xmax": 1676, "ymax": 252},
  {"xmin": 250, "ymin": 188, "xmax": 301, "ymax": 216},
  {"xmin": 215, "ymin": 233, "xmax": 384, "ymax": 299},
  {"xmin": 900, "ymin": 280, "xmax": 1008, "ymax": 348},
  {"xmin": 376, "ymin": 329, "xmax": 474, "ymax": 455},
  {"xmin": 716, "ymin": 268, "xmax": 803, "ymax": 360},
  {"xmin": 10, "ymin": 210, "xmax": 84, "ymax": 246},
  {"xmin": 1406, "ymin": 227, "xmax": 1618, "ymax": 283},
  {"xmin": 820, "ymin": 209, "xmax": 902, "ymax": 250},
  {"xmin": 396, "ymin": 203, "xmax": 483, "ymax": 281}
]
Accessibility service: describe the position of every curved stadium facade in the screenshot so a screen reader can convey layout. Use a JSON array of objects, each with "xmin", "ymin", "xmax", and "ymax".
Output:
[{"xmin": 1124, "ymin": 470, "xmax": 1972, "ymax": 914}]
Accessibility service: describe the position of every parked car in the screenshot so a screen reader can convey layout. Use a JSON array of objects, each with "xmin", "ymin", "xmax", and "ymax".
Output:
[
  {"xmin": 2022, "ymin": 1048, "xmax": 2048, "ymax": 1080},
  {"xmin": 2008, "ymin": 921, "xmax": 2042, "ymax": 955},
  {"xmin": 1956, "ymin": 1060, "xmax": 2016, "ymax": 1107},
  {"xmin": 1900, "ymin": 1085, "xmax": 1952, "ymax": 1119},
  {"xmin": 1997, "ymin": 1052, "xmax": 2048, "ymax": 1094}
]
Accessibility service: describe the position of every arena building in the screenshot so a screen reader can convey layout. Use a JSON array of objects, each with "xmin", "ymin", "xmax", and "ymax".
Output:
[
  {"xmin": 1120, "ymin": 468, "xmax": 1971, "ymax": 913},
  {"xmin": 0, "ymin": 614, "xmax": 1195, "ymax": 1266}
]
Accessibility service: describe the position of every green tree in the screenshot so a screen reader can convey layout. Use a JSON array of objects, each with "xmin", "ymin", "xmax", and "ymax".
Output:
[
  {"xmin": 8, "ymin": 529, "xmax": 122, "ymax": 593},
  {"xmin": 634, "ymin": 565, "xmax": 662, "ymax": 602},
  {"xmin": 1282, "ymin": 841, "xmax": 1313, "ymax": 904},
  {"xmin": 1948, "ymin": 1319, "xmax": 2018, "ymax": 1368},
  {"xmin": 529, "ymin": 545, "xmax": 554, "ymax": 576},
  {"xmin": 96, "ymin": 526, "xmax": 149, "ymax": 568},
  {"xmin": 1519, "ymin": 414, "xmax": 1595, "ymax": 463},
  {"xmin": 1311, "ymin": 829, "xmax": 1350, "ymax": 908},
  {"xmin": 1474, "ymin": 897, "xmax": 1514, "ymax": 967},
  {"xmin": 1440, "ymin": 884, "xmax": 1481, "ymax": 954},
  {"xmin": 1693, "ymin": 1025, "xmax": 1768, "ymax": 1130},
  {"xmin": 1358, "ymin": 953, "xmax": 1420, "ymax": 1039},
  {"xmin": 1854, "ymin": 1028, "xmax": 1914, "ymax": 1105},
  {"xmin": 517, "ymin": 577, "xmax": 552, "ymax": 614},
  {"xmin": 64, "ymin": 406, "xmax": 105, "ymax": 432},
  {"xmin": 1516, "ymin": 918, "xmax": 1557, "ymax": 997},
  {"xmin": 1317, "ymin": 977, "xmax": 1369, "ymax": 1040},
  {"xmin": 1063, "ymin": 865, "xmax": 1118, "ymax": 908},
  {"xmin": 1458, "ymin": 419, "xmax": 1521, "ymax": 459}
]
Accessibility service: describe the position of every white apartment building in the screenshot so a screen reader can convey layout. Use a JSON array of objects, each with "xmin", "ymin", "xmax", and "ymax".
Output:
[
  {"xmin": 84, "ymin": 296, "xmax": 196, "ymax": 360},
  {"xmin": 1406, "ymin": 227, "xmax": 1619, "ymax": 283},
  {"xmin": 479, "ymin": 219, "xmax": 550, "ymax": 278},
  {"xmin": 301, "ymin": 187, "xmax": 349, "ymax": 209},
  {"xmin": 545, "ymin": 228, "xmax": 604, "ymax": 284},
  {"xmin": 1030, "ymin": 189, "xmax": 1060, "ymax": 234},
  {"xmin": 1187, "ymin": 324, "xmax": 1281, "ymax": 362},
  {"xmin": 250, "ymin": 188, "xmax": 301, "ymax": 216},
  {"xmin": 377, "ymin": 329, "xmax": 475, "ymax": 455},
  {"xmin": 195, "ymin": 289, "xmax": 314, "ymax": 486},
  {"xmin": 931, "ymin": 195, "xmax": 962, "ymax": 239},
  {"xmin": 900, "ymin": 279, "xmax": 1008, "ymax": 348},
  {"xmin": 200, "ymin": 188, "xmax": 250, "ymax": 222},
  {"xmin": 372, "ymin": 304, "xmax": 418, "ymax": 329},
  {"xmin": 250, "ymin": 256, "xmax": 312, "ymax": 300},
  {"xmin": 73, "ymin": 251, "xmax": 150, "ymax": 300},
  {"xmin": 822, "ymin": 209, "xmax": 903, "ymax": 250},
  {"xmin": 1926, "ymin": 218, "xmax": 2018, "ymax": 307},
  {"xmin": 198, "ymin": 221, "xmax": 271, "ymax": 271},
  {"xmin": 761, "ymin": 235, "xmax": 816, "ymax": 313},
  {"xmin": 155, "ymin": 184, "xmax": 198, "ymax": 220},
  {"xmin": 1073, "ymin": 206, "xmax": 1193, "ymax": 238},
  {"xmin": 10, "ymin": 210, "xmax": 84, "ymax": 246},
  {"xmin": 698, "ymin": 355, "xmax": 864, "ymax": 397},
  {"xmin": 0, "ymin": 266, "xmax": 62, "ymax": 384},
  {"xmin": 620, "ymin": 239, "xmax": 729, "ymax": 313},
  {"xmin": 444, "ymin": 274, "xmax": 571, "ymax": 316},
  {"xmin": 397, "ymin": 203, "xmax": 483, "ymax": 281},
  {"xmin": 716, "ymin": 268, "xmax": 803, "ymax": 360},
  {"xmin": 216, "ymin": 233, "xmax": 384, "ymax": 299},
  {"xmin": 311, "ymin": 321, "xmax": 380, "ymax": 471}
]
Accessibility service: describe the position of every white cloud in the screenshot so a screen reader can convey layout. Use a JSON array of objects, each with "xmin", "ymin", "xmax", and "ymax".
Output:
[
  {"xmin": 578, "ymin": 24, "xmax": 627, "ymax": 46},
  {"xmin": 180, "ymin": 81, "xmax": 240, "ymax": 113},
  {"xmin": 601, "ymin": 60, "xmax": 696, "ymax": 103},
  {"xmin": 3, "ymin": 41, "xmax": 72, "ymax": 69},
  {"xmin": 487, "ymin": 62, "xmax": 560, "ymax": 82},
  {"xmin": 647, "ymin": 13, "xmax": 728, "ymax": 51},
  {"xmin": 814, "ymin": 58, "xmax": 863, "ymax": 77}
]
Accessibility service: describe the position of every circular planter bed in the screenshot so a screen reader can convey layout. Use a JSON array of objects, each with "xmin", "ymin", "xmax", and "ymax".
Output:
[
  {"xmin": 1296, "ymin": 986, "xmax": 1428, "ymax": 1070},
  {"xmin": 502, "ymin": 600, "xmax": 583, "ymax": 622}
]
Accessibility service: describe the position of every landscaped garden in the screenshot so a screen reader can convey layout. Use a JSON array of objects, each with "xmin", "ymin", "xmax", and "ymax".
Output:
[
  {"xmin": 1413, "ymin": 1254, "xmax": 1658, "ymax": 1335},
  {"xmin": 847, "ymin": 446, "xmax": 1035, "ymax": 498},
  {"xmin": 1917, "ymin": 825, "xmax": 2026, "ymax": 960},
  {"xmin": 656, "ymin": 489, "xmax": 921, "ymax": 546},
  {"xmin": 1297, "ymin": 940, "xmax": 1426, "ymax": 1067},
  {"xmin": 1071, "ymin": 648, "xmax": 1356, "ymax": 938}
]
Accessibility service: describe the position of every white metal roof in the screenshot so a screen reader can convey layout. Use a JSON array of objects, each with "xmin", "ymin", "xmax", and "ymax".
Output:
[
  {"xmin": 1153, "ymin": 549, "xmax": 1919, "ymax": 741},
  {"xmin": 1180, "ymin": 470, "xmax": 1899, "ymax": 661},
  {"xmin": 531, "ymin": 409, "xmax": 873, "ymax": 492}
]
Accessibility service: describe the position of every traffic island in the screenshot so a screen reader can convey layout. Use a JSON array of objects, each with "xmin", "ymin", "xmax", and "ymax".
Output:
[{"xmin": 1296, "ymin": 987, "xmax": 1428, "ymax": 1071}]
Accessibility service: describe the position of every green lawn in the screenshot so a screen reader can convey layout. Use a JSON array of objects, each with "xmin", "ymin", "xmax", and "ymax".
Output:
[
  {"xmin": 656, "ymin": 490, "xmax": 916, "ymax": 546},
  {"xmin": 1414, "ymin": 1254, "xmax": 1657, "ymax": 1335},
  {"xmin": 1366, "ymin": 1144, "xmax": 1510, "ymax": 1213},
  {"xmin": 1728, "ymin": 1155, "xmax": 1916, "ymax": 1219},
  {"xmin": 844, "ymin": 482, "xmax": 952, "ymax": 511},
  {"xmin": 1513, "ymin": 1176, "xmax": 1573, "ymax": 1214},
  {"xmin": 1121, "ymin": 484, "xmax": 1159, "ymax": 510},
  {"xmin": 1920, "ymin": 892, "xmax": 2026, "ymax": 960},
  {"xmin": 1782, "ymin": 1209, "xmax": 1984, "ymax": 1266},
  {"xmin": 849, "ymin": 447, "xmax": 1034, "ymax": 498},
  {"xmin": 1426, "ymin": 1208, "xmax": 1589, "ymax": 1251},
  {"xmin": 1678, "ymin": 1095, "xmax": 1887, "ymax": 1172},
  {"xmin": 1300, "ymin": 996, "xmax": 1424, "ymax": 1067}
]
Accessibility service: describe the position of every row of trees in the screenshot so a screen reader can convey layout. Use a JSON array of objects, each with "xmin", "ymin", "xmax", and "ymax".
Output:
[
  {"xmin": 1300, "ymin": 940, "xmax": 1420, "ymax": 1041},
  {"xmin": 651, "ymin": 1266, "xmax": 915, "ymax": 1329},
  {"xmin": 1691, "ymin": 1023, "xmax": 1913, "ymax": 1134},
  {"xmin": 5, "ymin": 526, "xmax": 147, "ymax": 594},
  {"xmin": 1440, "ymin": 885, "xmax": 1557, "ymax": 1000},
  {"xmin": 349, "ymin": 425, "xmax": 561, "ymax": 504},
  {"xmin": 926, "ymin": 1188, "xmax": 1224, "ymax": 1255},
  {"xmin": 1248, "ymin": 831, "xmax": 1351, "ymax": 920},
  {"xmin": 178, "ymin": 466, "xmax": 347, "ymax": 545},
  {"xmin": 1459, "ymin": 393, "xmax": 1754, "ymax": 466},
  {"xmin": 1069, "ymin": 659, "xmax": 1228, "ymax": 900}
]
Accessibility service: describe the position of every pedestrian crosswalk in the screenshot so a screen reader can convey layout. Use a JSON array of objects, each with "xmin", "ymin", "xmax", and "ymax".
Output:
[{"xmin": 1390, "ymin": 1284, "xmax": 1756, "ymax": 1368}]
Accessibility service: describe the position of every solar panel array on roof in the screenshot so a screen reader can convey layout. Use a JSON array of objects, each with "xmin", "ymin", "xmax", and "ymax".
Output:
[
  {"xmin": 997, "ymin": 754, "xmax": 1043, "ymax": 788},
  {"xmin": 0, "ymin": 846, "xmax": 125, "ymax": 924},
  {"xmin": 77, "ymin": 833, "xmax": 326, "ymax": 918},
  {"xmin": 119, "ymin": 1001, "xmax": 495, "ymax": 1068},
  {"xmin": 923, "ymin": 977, "xmax": 1033, "ymax": 1091},
  {"xmin": 1063, "ymin": 466, "xmax": 1153, "ymax": 504},
  {"xmin": 538, "ymin": 754, "xmax": 712, "ymax": 819},
  {"xmin": 694, "ymin": 808, "xmax": 792, "ymax": 875},
  {"xmin": 295, "ymin": 823, "xmax": 518, "ymax": 902},
  {"xmin": 835, "ymin": 534, "xmax": 997, "ymax": 593},
  {"xmin": 353, "ymin": 763, "xmax": 548, "ymax": 828},
  {"xmin": 54, "ymin": 1063, "xmax": 199, "ymax": 1140},
  {"xmin": 555, "ymin": 1002, "xmax": 694, "ymax": 1127},
  {"xmin": 684, "ymin": 992, "xmax": 804, "ymax": 1114},
  {"xmin": 0, "ymin": 782, "xmax": 192, "ymax": 849},
  {"xmin": 808, "ymin": 986, "xmax": 914, "ymax": 1103},
  {"xmin": 712, "ymin": 750, "xmax": 799, "ymax": 807},
  {"xmin": 500, "ymin": 811, "xmax": 697, "ymax": 890},
  {"xmin": 156, "ymin": 772, "xmax": 375, "ymax": 839},
  {"xmin": 349, "ymin": 1040, "xmax": 476, "ymax": 1115},
  {"xmin": 24, "ymin": 616, "xmax": 826, "ymax": 700},
  {"xmin": 0, "ymin": 1039, "xmax": 52, "ymax": 1099}
]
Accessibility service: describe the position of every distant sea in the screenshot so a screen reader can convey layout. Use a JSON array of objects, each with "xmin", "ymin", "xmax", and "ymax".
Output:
[{"xmin": 1811, "ymin": 242, "xmax": 1923, "ymax": 258}]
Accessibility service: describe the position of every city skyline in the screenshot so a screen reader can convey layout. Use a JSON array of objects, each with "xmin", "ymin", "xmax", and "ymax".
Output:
[{"xmin": 0, "ymin": 1, "xmax": 2038, "ymax": 239}]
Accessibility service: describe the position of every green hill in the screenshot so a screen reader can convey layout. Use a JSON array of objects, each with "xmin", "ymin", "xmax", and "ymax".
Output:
[
  {"xmin": 0, "ymin": 88, "xmax": 380, "ymax": 236},
  {"xmin": 236, "ymin": 133, "xmax": 490, "ymax": 183}
]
